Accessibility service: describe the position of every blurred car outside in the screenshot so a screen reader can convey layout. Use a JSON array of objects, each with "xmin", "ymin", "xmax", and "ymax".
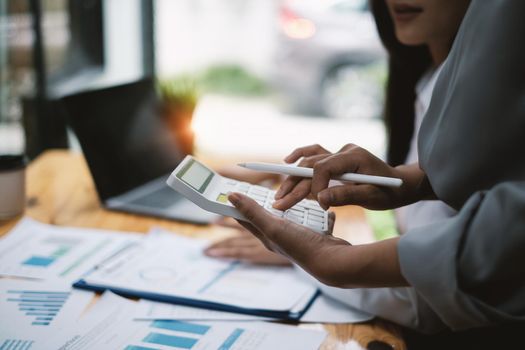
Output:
[{"xmin": 272, "ymin": 0, "xmax": 386, "ymax": 119}]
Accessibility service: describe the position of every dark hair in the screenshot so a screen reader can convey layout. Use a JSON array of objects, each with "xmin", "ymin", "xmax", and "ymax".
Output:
[{"xmin": 369, "ymin": 0, "xmax": 433, "ymax": 166}]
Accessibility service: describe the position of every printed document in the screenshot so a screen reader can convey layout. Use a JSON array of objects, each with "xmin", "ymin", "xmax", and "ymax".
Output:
[
  {"xmin": 39, "ymin": 292, "xmax": 327, "ymax": 350},
  {"xmin": 78, "ymin": 230, "xmax": 317, "ymax": 311},
  {"xmin": 0, "ymin": 218, "xmax": 141, "ymax": 282},
  {"xmin": 0, "ymin": 279, "xmax": 94, "ymax": 349}
]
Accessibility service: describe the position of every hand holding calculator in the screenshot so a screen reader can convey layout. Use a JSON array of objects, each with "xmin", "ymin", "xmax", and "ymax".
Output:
[{"xmin": 167, "ymin": 156, "xmax": 329, "ymax": 233}]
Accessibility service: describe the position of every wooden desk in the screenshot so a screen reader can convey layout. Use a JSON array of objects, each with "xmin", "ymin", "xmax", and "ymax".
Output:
[{"xmin": 0, "ymin": 150, "xmax": 406, "ymax": 350}]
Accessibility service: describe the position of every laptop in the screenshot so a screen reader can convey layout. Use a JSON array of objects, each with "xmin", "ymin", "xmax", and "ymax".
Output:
[{"xmin": 62, "ymin": 78, "xmax": 219, "ymax": 224}]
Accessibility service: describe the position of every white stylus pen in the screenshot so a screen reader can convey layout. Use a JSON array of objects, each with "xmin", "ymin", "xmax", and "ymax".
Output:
[{"xmin": 238, "ymin": 162, "xmax": 403, "ymax": 188}]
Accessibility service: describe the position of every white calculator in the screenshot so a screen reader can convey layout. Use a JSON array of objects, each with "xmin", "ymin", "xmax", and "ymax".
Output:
[{"xmin": 166, "ymin": 156, "xmax": 329, "ymax": 233}]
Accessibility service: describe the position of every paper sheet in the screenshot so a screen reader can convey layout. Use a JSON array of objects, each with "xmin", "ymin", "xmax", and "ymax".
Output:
[
  {"xmin": 0, "ymin": 279, "xmax": 94, "ymax": 349},
  {"xmin": 40, "ymin": 292, "xmax": 327, "ymax": 350},
  {"xmin": 80, "ymin": 229, "xmax": 317, "ymax": 312},
  {"xmin": 0, "ymin": 218, "xmax": 141, "ymax": 282}
]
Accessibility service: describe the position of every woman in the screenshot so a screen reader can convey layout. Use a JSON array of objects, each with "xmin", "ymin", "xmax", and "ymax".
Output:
[
  {"xmin": 227, "ymin": 0, "xmax": 525, "ymax": 347},
  {"xmin": 206, "ymin": 0, "xmax": 466, "ymax": 331}
]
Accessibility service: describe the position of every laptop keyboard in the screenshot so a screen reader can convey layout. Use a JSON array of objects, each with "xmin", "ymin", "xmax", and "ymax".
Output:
[{"xmin": 129, "ymin": 186, "xmax": 181, "ymax": 208}]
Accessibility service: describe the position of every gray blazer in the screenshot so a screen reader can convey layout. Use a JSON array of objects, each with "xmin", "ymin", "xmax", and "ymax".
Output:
[{"xmin": 398, "ymin": 0, "xmax": 525, "ymax": 331}]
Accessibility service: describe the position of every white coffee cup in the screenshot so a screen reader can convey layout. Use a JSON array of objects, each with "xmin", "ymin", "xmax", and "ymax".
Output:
[{"xmin": 0, "ymin": 155, "xmax": 27, "ymax": 219}]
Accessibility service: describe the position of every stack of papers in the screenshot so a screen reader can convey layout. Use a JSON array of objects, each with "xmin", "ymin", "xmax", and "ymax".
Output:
[
  {"xmin": 74, "ymin": 229, "xmax": 319, "ymax": 320},
  {"xmin": 0, "ymin": 218, "xmax": 373, "ymax": 349}
]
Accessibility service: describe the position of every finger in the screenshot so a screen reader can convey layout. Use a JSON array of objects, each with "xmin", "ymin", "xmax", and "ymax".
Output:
[
  {"xmin": 338, "ymin": 143, "xmax": 359, "ymax": 153},
  {"xmin": 274, "ymin": 176, "xmax": 302, "ymax": 199},
  {"xmin": 284, "ymin": 144, "xmax": 329, "ymax": 163},
  {"xmin": 229, "ymin": 193, "xmax": 272, "ymax": 229},
  {"xmin": 297, "ymin": 153, "xmax": 330, "ymax": 167},
  {"xmin": 273, "ymin": 179, "xmax": 312, "ymax": 210},
  {"xmin": 311, "ymin": 152, "xmax": 360, "ymax": 199},
  {"xmin": 318, "ymin": 184, "xmax": 391, "ymax": 209},
  {"xmin": 276, "ymin": 154, "xmax": 332, "ymax": 200},
  {"xmin": 236, "ymin": 220, "xmax": 276, "ymax": 252},
  {"xmin": 327, "ymin": 211, "xmax": 336, "ymax": 235},
  {"xmin": 234, "ymin": 218, "xmax": 262, "ymax": 236},
  {"xmin": 228, "ymin": 193, "xmax": 284, "ymax": 238},
  {"xmin": 213, "ymin": 216, "xmax": 243, "ymax": 229},
  {"xmin": 205, "ymin": 236, "xmax": 257, "ymax": 251},
  {"xmin": 204, "ymin": 246, "xmax": 257, "ymax": 260}
]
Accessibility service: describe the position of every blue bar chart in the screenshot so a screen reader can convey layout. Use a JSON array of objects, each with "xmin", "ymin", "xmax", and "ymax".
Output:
[
  {"xmin": 6, "ymin": 290, "xmax": 70, "ymax": 326},
  {"xmin": 0, "ymin": 339, "xmax": 34, "ymax": 350},
  {"xmin": 124, "ymin": 320, "xmax": 248, "ymax": 350},
  {"xmin": 218, "ymin": 329, "xmax": 245, "ymax": 350},
  {"xmin": 21, "ymin": 240, "xmax": 75, "ymax": 268},
  {"xmin": 142, "ymin": 320, "xmax": 209, "ymax": 349}
]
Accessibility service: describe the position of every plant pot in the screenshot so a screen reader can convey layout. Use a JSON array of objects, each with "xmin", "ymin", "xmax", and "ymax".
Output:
[{"xmin": 163, "ymin": 105, "xmax": 195, "ymax": 156}]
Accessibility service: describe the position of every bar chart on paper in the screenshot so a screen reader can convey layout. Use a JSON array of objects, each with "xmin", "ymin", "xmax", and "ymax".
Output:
[
  {"xmin": 125, "ymin": 320, "xmax": 214, "ymax": 350},
  {"xmin": 6, "ymin": 290, "xmax": 70, "ymax": 326},
  {"xmin": 0, "ymin": 218, "xmax": 141, "ymax": 282},
  {"xmin": 0, "ymin": 280, "xmax": 94, "ymax": 350},
  {"xmin": 43, "ymin": 293, "xmax": 327, "ymax": 350},
  {"xmin": 21, "ymin": 237, "xmax": 79, "ymax": 268},
  {"xmin": 121, "ymin": 318, "xmax": 325, "ymax": 350},
  {"xmin": 0, "ymin": 339, "xmax": 35, "ymax": 350},
  {"xmin": 122, "ymin": 315, "xmax": 325, "ymax": 350}
]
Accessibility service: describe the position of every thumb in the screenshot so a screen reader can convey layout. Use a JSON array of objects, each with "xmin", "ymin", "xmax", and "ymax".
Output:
[{"xmin": 228, "ymin": 193, "xmax": 276, "ymax": 232}]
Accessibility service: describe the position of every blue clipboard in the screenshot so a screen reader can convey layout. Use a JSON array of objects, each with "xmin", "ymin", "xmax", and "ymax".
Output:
[{"xmin": 73, "ymin": 279, "xmax": 320, "ymax": 321}]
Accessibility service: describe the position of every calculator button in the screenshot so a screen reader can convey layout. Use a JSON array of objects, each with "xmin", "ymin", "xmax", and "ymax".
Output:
[
  {"xmin": 285, "ymin": 210, "xmax": 303, "ymax": 219},
  {"xmin": 302, "ymin": 201, "xmax": 321, "ymax": 210},
  {"xmin": 287, "ymin": 216, "xmax": 304, "ymax": 225},
  {"xmin": 250, "ymin": 194, "xmax": 266, "ymax": 202},
  {"xmin": 307, "ymin": 220, "xmax": 324, "ymax": 228},
  {"xmin": 307, "ymin": 214, "xmax": 324, "ymax": 223},
  {"xmin": 285, "ymin": 213, "xmax": 303, "ymax": 223},
  {"xmin": 287, "ymin": 208, "xmax": 304, "ymax": 218},
  {"xmin": 216, "ymin": 193, "xmax": 229, "ymax": 204},
  {"xmin": 308, "ymin": 210, "xmax": 325, "ymax": 219},
  {"xmin": 250, "ymin": 190, "xmax": 268, "ymax": 197},
  {"xmin": 294, "ymin": 202, "xmax": 306, "ymax": 209}
]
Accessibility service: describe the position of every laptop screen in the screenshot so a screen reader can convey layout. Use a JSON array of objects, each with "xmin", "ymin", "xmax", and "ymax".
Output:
[{"xmin": 62, "ymin": 78, "xmax": 184, "ymax": 201}]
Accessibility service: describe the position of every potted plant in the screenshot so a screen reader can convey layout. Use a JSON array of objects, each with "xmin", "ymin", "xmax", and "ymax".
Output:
[{"xmin": 157, "ymin": 75, "xmax": 199, "ymax": 156}]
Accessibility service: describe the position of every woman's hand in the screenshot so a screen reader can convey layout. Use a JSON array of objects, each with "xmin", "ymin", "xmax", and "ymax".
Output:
[
  {"xmin": 274, "ymin": 143, "xmax": 433, "ymax": 211},
  {"xmin": 228, "ymin": 192, "xmax": 408, "ymax": 288},
  {"xmin": 205, "ymin": 210, "xmax": 336, "ymax": 266},
  {"xmin": 273, "ymin": 144, "xmax": 332, "ymax": 210},
  {"xmin": 204, "ymin": 231, "xmax": 292, "ymax": 266}
]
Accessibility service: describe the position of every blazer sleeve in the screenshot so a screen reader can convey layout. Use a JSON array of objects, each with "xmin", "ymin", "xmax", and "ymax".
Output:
[{"xmin": 398, "ymin": 181, "xmax": 525, "ymax": 330}]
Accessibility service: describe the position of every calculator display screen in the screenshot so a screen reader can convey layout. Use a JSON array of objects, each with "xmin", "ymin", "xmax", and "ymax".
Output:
[{"xmin": 177, "ymin": 159, "xmax": 214, "ymax": 193}]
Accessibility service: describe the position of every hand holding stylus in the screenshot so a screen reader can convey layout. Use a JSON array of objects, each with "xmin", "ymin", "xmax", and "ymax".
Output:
[
  {"xmin": 238, "ymin": 162, "xmax": 402, "ymax": 188},
  {"xmin": 254, "ymin": 144, "xmax": 424, "ymax": 211}
]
